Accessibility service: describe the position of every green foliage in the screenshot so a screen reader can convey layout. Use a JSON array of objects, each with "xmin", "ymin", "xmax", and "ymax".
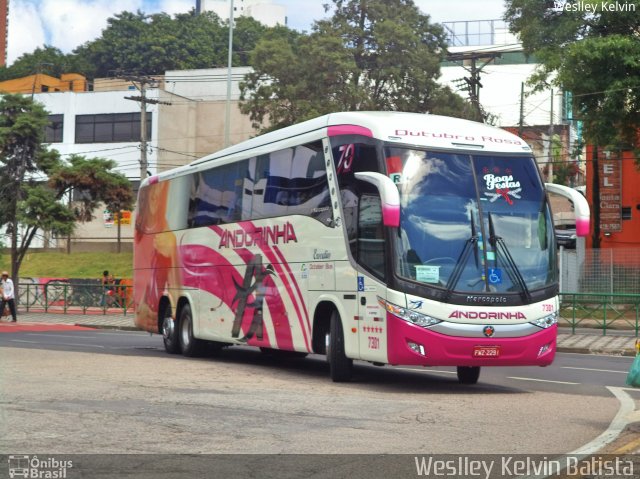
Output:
[
  {"xmin": 0, "ymin": 10, "xmax": 271, "ymax": 80},
  {"xmin": 0, "ymin": 95, "xmax": 134, "ymax": 280},
  {"xmin": 0, "ymin": 252, "xmax": 133, "ymax": 278},
  {"xmin": 0, "ymin": 46, "xmax": 87, "ymax": 82},
  {"xmin": 240, "ymin": 0, "xmax": 480, "ymax": 132},
  {"xmin": 48, "ymin": 155, "xmax": 134, "ymax": 222},
  {"xmin": 71, "ymin": 10, "xmax": 269, "ymax": 78},
  {"xmin": 17, "ymin": 185, "xmax": 76, "ymax": 237},
  {"xmin": 505, "ymin": 0, "xmax": 640, "ymax": 149}
]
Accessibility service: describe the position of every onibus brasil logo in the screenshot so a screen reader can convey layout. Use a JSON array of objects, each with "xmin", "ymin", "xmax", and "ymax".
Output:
[{"xmin": 8, "ymin": 455, "xmax": 73, "ymax": 478}]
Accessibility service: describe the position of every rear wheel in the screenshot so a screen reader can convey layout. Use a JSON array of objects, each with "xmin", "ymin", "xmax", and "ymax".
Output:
[
  {"xmin": 162, "ymin": 304, "xmax": 180, "ymax": 354},
  {"xmin": 328, "ymin": 310, "xmax": 353, "ymax": 382},
  {"xmin": 457, "ymin": 366, "xmax": 480, "ymax": 385},
  {"xmin": 179, "ymin": 303, "xmax": 206, "ymax": 357}
]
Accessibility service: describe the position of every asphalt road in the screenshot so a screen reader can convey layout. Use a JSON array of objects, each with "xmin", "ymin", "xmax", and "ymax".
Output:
[
  {"xmin": 0, "ymin": 327, "xmax": 634, "ymax": 396},
  {"xmin": 1, "ymin": 326, "xmax": 638, "ymax": 460}
]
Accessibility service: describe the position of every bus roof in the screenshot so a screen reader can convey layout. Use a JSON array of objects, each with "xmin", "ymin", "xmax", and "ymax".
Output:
[{"xmin": 147, "ymin": 111, "xmax": 531, "ymax": 185}]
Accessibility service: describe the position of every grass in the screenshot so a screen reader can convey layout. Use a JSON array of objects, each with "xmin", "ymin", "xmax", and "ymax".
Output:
[{"xmin": 0, "ymin": 251, "xmax": 133, "ymax": 279}]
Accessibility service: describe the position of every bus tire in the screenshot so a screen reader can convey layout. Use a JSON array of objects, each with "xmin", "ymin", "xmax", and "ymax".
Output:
[
  {"xmin": 328, "ymin": 310, "xmax": 353, "ymax": 382},
  {"xmin": 457, "ymin": 366, "xmax": 480, "ymax": 385},
  {"xmin": 179, "ymin": 303, "xmax": 206, "ymax": 357},
  {"xmin": 162, "ymin": 304, "xmax": 180, "ymax": 354}
]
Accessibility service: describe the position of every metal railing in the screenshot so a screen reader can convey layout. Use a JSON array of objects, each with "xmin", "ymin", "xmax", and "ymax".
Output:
[
  {"xmin": 559, "ymin": 292, "xmax": 640, "ymax": 336},
  {"xmin": 13, "ymin": 282, "xmax": 639, "ymax": 336},
  {"xmin": 17, "ymin": 281, "xmax": 134, "ymax": 315}
]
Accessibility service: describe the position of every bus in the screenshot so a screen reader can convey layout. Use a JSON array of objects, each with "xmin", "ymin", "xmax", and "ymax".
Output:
[{"xmin": 133, "ymin": 111, "xmax": 589, "ymax": 384}]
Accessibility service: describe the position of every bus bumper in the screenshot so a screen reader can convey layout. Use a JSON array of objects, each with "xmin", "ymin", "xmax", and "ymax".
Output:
[{"xmin": 386, "ymin": 315, "xmax": 557, "ymax": 367}]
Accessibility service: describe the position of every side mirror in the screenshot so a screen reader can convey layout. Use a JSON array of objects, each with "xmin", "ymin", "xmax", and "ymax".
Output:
[
  {"xmin": 545, "ymin": 183, "xmax": 590, "ymax": 237},
  {"xmin": 354, "ymin": 172, "xmax": 400, "ymax": 227}
]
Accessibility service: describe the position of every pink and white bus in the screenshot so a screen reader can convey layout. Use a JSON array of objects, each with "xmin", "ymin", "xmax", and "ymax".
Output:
[{"xmin": 133, "ymin": 111, "xmax": 589, "ymax": 384}]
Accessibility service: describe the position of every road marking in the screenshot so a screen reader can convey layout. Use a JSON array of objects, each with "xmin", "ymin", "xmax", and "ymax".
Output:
[
  {"xmin": 9, "ymin": 339, "xmax": 40, "ymax": 344},
  {"xmin": 396, "ymin": 367, "xmax": 457, "ymax": 375},
  {"xmin": 523, "ymin": 387, "xmax": 637, "ymax": 479},
  {"xmin": 570, "ymin": 386, "xmax": 636, "ymax": 455},
  {"xmin": 508, "ymin": 376, "xmax": 580, "ymax": 385},
  {"xmin": 561, "ymin": 366, "xmax": 627, "ymax": 374},
  {"xmin": 93, "ymin": 331, "xmax": 146, "ymax": 336},
  {"xmin": 55, "ymin": 342, "xmax": 106, "ymax": 349},
  {"xmin": 26, "ymin": 333, "xmax": 100, "ymax": 339}
]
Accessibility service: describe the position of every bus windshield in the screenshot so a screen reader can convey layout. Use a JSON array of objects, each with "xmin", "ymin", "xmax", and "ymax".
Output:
[{"xmin": 385, "ymin": 147, "xmax": 557, "ymax": 295}]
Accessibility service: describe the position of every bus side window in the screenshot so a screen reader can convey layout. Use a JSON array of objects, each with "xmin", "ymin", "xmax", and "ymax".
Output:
[{"xmin": 357, "ymin": 194, "xmax": 385, "ymax": 280}]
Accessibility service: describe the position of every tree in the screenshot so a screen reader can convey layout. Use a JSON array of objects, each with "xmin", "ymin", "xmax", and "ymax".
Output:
[
  {"xmin": 48, "ymin": 156, "xmax": 135, "ymax": 254},
  {"xmin": 72, "ymin": 10, "xmax": 269, "ymax": 78},
  {"xmin": 504, "ymin": 0, "xmax": 640, "ymax": 149},
  {"xmin": 505, "ymin": 0, "xmax": 640, "ymax": 248},
  {"xmin": 0, "ymin": 95, "xmax": 134, "ymax": 285},
  {"xmin": 240, "ymin": 0, "xmax": 481, "ymax": 132},
  {"xmin": 0, "ymin": 46, "xmax": 87, "ymax": 82}
]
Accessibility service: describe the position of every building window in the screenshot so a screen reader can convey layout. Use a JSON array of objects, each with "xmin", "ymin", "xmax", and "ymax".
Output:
[
  {"xmin": 45, "ymin": 114, "xmax": 64, "ymax": 143},
  {"xmin": 75, "ymin": 112, "xmax": 152, "ymax": 143}
]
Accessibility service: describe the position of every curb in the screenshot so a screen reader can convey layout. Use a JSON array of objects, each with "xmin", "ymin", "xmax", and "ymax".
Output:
[
  {"xmin": 557, "ymin": 346, "xmax": 637, "ymax": 357},
  {"xmin": 73, "ymin": 323, "xmax": 141, "ymax": 332}
]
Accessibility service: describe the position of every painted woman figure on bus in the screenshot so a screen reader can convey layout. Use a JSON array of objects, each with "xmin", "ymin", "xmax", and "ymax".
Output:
[{"xmin": 134, "ymin": 180, "xmax": 182, "ymax": 332}]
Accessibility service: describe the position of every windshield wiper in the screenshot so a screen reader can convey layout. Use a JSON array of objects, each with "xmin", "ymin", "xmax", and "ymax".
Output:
[
  {"xmin": 488, "ymin": 212, "xmax": 532, "ymax": 302},
  {"xmin": 444, "ymin": 222, "xmax": 479, "ymax": 300}
]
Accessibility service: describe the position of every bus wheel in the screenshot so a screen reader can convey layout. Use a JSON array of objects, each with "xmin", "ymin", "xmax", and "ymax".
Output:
[
  {"xmin": 457, "ymin": 366, "xmax": 480, "ymax": 385},
  {"xmin": 179, "ymin": 303, "xmax": 206, "ymax": 357},
  {"xmin": 162, "ymin": 305, "xmax": 180, "ymax": 354},
  {"xmin": 328, "ymin": 310, "xmax": 353, "ymax": 382}
]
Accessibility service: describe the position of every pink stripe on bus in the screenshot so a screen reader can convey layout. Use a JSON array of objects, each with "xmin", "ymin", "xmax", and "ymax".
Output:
[
  {"xmin": 328, "ymin": 125, "xmax": 373, "ymax": 137},
  {"xmin": 179, "ymin": 243, "xmax": 272, "ymax": 346},
  {"xmin": 273, "ymin": 245, "xmax": 311, "ymax": 334},
  {"xmin": 237, "ymin": 222, "xmax": 311, "ymax": 352},
  {"xmin": 234, "ymin": 247, "xmax": 294, "ymax": 351}
]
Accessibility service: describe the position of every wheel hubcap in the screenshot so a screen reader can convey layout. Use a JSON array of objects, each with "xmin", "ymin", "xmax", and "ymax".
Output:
[
  {"xmin": 162, "ymin": 315, "xmax": 174, "ymax": 340},
  {"xmin": 181, "ymin": 318, "xmax": 191, "ymax": 348}
]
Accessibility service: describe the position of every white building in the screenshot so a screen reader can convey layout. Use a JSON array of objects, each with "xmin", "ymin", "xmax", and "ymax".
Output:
[
  {"xmin": 26, "ymin": 68, "xmax": 259, "ymax": 251},
  {"xmin": 36, "ymin": 88, "xmax": 160, "ymax": 181},
  {"xmin": 437, "ymin": 19, "xmax": 580, "ymax": 179},
  {"xmin": 198, "ymin": 0, "xmax": 286, "ymax": 27}
]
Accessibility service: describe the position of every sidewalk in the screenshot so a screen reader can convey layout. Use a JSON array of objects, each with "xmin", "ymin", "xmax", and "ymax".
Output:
[
  {"xmin": 2, "ymin": 311, "xmax": 638, "ymax": 356},
  {"xmin": 4, "ymin": 310, "xmax": 139, "ymax": 331}
]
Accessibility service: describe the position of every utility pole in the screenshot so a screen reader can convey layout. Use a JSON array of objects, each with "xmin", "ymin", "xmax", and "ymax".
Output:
[
  {"xmin": 447, "ymin": 51, "xmax": 501, "ymax": 123},
  {"xmin": 224, "ymin": 0, "xmax": 235, "ymax": 148},
  {"xmin": 122, "ymin": 74, "xmax": 171, "ymax": 181},
  {"xmin": 548, "ymin": 89, "xmax": 554, "ymax": 183},
  {"xmin": 518, "ymin": 82, "xmax": 525, "ymax": 137}
]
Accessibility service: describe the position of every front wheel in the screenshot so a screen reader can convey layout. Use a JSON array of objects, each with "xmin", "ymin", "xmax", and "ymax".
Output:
[
  {"xmin": 162, "ymin": 304, "xmax": 180, "ymax": 354},
  {"xmin": 457, "ymin": 366, "xmax": 480, "ymax": 385},
  {"xmin": 179, "ymin": 303, "xmax": 206, "ymax": 357},
  {"xmin": 328, "ymin": 310, "xmax": 353, "ymax": 382}
]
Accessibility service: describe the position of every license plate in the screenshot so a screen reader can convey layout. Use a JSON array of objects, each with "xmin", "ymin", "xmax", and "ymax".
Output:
[{"xmin": 473, "ymin": 346, "xmax": 501, "ymax": 358}]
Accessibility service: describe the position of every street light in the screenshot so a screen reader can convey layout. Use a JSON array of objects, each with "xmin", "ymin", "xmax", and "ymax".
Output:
[{"xmin": 224, "ymin": 0, "xmax": 234, "ymax": 148}]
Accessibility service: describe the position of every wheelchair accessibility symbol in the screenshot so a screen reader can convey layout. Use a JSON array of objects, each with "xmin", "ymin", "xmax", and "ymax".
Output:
[{"xmin": 488, "ymin": 268, "xmax": 502, "ymax": 285}]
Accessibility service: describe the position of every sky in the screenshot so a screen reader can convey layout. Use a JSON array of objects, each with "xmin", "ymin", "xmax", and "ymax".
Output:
[{"xmin": 7, "ymin": 0, "xmax": 507, "ymax": 66}]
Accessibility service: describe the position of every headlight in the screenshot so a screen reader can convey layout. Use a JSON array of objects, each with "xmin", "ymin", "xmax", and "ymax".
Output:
[
  {"xmin": 530, "ymin": 312, "xmax": 558, "ymax": 329},
  {"xmin": 378, "ymin": 297, "xmax": 441, "ymax": 327}
]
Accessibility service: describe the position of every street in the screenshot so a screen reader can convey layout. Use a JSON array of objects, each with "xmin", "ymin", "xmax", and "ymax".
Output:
[{"xmin": 1, "ymin": 326, "xmax": 638, "ymax": 459}]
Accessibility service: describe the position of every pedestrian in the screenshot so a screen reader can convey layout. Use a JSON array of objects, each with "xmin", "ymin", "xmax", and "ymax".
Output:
[
  {"xmin": 101, "ymin": 270, "xmax": 115, "ymax": 307},
  {"xmin": 1, "ymin": 271, "xmax": 17, "ymax": 322}
]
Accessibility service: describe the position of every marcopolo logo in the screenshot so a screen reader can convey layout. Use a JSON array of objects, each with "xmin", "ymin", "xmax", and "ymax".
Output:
[{"xmin": 8, "ymin": 455, "xmax": 73, "ymax": 479}]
